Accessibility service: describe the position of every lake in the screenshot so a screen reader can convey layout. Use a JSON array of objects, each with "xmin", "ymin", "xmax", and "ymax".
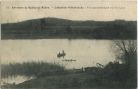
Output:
[{"xmin": 1, "ymin": 39, "xmax": 115, "ymax": 69}]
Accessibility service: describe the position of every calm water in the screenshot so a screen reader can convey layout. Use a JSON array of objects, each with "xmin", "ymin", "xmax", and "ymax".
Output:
[
  {"xmin": 1, "ymin": 39, "xmax": 115, "ymax": 69},
  {"xmin": 1, "ymin": 39, "xmax": 115, "ymax": 84},
  {"xmin": 1, "ymin": 76, "xmax": 34, "ymax": 85}
]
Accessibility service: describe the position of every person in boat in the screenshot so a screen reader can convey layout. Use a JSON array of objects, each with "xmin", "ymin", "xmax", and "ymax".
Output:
[{"xmin": 57, "ymin": 50, "xmax": 66, "ymax": 58}]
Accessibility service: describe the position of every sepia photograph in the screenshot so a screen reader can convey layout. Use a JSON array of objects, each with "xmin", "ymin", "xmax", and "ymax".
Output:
[{"xmin": 0, "ymin": 0, "xmax": 137, "ymax": 89}]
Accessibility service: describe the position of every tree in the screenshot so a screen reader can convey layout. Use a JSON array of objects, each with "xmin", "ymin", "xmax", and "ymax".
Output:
[
  {"xmin": 113, "ymin": 40, "xmax": 136, "ymax": 65},
  {"xmin": 113, "ymin": 40, "xmax": 137, "ymax": 82}
]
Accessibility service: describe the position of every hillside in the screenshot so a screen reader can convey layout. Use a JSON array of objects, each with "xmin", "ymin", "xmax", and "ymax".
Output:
[{"xmin": 1, "ymin": 18, "xmax": 137, "ymax": 39}]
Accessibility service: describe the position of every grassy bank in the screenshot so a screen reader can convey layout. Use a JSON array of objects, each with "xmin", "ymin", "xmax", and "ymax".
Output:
[{"xmin": 2, "ymin": 61, "xmax": 137, "ymax": 89}]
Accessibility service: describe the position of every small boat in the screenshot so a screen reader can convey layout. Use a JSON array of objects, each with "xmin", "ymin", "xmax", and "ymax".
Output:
[
  {"xmin": 57, "ymin": 50, "xmax": 66, "ymax": 59},
  {"xmin": 57, "ymin": 50, "xmax": 76, "ymax": 62}
]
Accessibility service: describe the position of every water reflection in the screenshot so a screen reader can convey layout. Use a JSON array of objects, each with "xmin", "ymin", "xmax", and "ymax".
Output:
[{"xmin": 1, "ymin": 39, "xmax": 115, "ymax": 69}]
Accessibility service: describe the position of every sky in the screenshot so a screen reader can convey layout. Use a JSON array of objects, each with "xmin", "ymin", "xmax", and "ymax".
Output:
[{"xmin": 0, "ymin": 0, "xmax": 137, "ymax": 23}]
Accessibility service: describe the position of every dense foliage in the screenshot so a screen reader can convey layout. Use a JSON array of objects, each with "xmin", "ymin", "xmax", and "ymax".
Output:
[{"xmin": 2, "ymin": 18, "xmax": 136, "ymax": 39}]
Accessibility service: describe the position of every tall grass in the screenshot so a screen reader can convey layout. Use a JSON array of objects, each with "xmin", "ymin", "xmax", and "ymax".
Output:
[{"xmin": 1, "ymin": 61, "xmax": 65, "ymax": 78}]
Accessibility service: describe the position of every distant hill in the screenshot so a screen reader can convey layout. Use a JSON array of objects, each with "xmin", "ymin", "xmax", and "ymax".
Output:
[{"xmin": 1, "ymin": 18, "xmax": 137, "ymax": 39}]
